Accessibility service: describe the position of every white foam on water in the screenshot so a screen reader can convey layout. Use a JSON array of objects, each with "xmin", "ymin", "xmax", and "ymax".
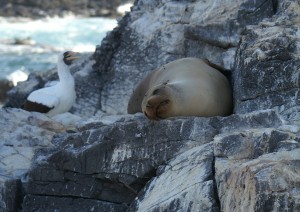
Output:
[
  {"xmin": 6, "ymin": 69, "xmax": 29, "ymax": 86},
  {"xmin": 0, "ymin": 16, "xmax": 117, "ymax": 51},
  {"xmin": 117, "ymin": 3, "xmax": 133, "ymax": 15},
  {"xmin": 0, "ymin": 16, "xmax": 117, "ymax": 79}
]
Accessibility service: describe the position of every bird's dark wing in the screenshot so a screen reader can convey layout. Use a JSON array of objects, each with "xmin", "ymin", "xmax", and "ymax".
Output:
[{"xmin": 23, "ymin": 100, "xmax": 53, "ymax": 113}]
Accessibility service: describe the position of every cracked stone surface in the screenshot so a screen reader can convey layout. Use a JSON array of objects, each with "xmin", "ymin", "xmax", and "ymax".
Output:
[
  {"xmin": 1, "ymin": 0, "xmax": 300, "ymax": 211},
  {"xmin": 234, "ymin": 0, "xmax": 300, "ymax": 125},
  {"xmin": 0, "ymin": 108, "xmax": 65, "ymax": 211},
  {"xmin": 129, "ymin": 144, "xmax": 218, "ymax": 212},
  {"xmin": 14, "ymin": 109, "xmax": 299, "ymax": 211}
]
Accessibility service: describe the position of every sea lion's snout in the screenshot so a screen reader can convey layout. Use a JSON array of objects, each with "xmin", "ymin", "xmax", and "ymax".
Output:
[{"xmin": 143, "ymin": 95, "xmax": 171, "ymax": 120}]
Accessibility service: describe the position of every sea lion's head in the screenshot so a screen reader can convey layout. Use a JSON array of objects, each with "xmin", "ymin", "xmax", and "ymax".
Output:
[{"xmin": 142, "ymin": 83, "xmax": 175, "ymax": 120}]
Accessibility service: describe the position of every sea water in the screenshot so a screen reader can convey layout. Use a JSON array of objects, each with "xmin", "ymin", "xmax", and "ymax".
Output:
[{"xmin": 0, "ymin": 16, "xmax": 117, "ymax": 83}]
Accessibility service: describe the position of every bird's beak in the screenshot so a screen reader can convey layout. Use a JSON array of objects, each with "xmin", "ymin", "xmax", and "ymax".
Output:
[{"xmin": 66, "ymin": 52, "xmax": 81, "ymax": 61}]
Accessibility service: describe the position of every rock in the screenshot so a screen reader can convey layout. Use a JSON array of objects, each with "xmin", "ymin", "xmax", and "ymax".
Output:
[
  {"xmin": 1, "ymin": 0, "xmax": 300, "ymax": 211},
  {"xmin": 0, "ymin": 179, "xmax": 22, "ymax": 212},
  {"xmin": 0, "ymin": 108, "xmax": 65, "ymax": 211},
  {"xmin": 93, "ymin": 0, "xmax": 276, "ymax": 114},
  {"xmin": 233, "ymin": 0, "xmax": 300, "ymax": 125},
  {"xmin": 216, "ymin": 149, "xmax": 300, "ymax": 211},
  {"xmin": 70, "ymin": 56, "xmax": 105, "ymax": 118},
  {"xmin": 129, "ymin": 144, "xmax": 219, "ymax": 212},
  {"xmin": 22, "ymin": 115, "xmax": 217, "ymax": 208},
  {"xmin": 0, "ymin": 79, "xmax": 13, "ymax": 105},
  {"xmin": 22, "ymin": 195, "xmax": 128, "ymax": 212},
  {"xmin": 0, "ymin": 0, "xmax": 134, "ymax": 18},
  {"xmin": 13, "ymin": 37, "xmax": 35, "ymax": 45},
  {"xmin": 52, "ymin": 112, "xmax": 83, "ymax": 130},
  {"xmin": 17, "ymin": 109, "xmax": 291, "ymax": 211},
  {"xmin": 214, "ymin": 129, "xmax": 300, "ymax": 160},
  {"xmin": 0, "ymin": 108, "xmax": 64, "ymax": 176}
]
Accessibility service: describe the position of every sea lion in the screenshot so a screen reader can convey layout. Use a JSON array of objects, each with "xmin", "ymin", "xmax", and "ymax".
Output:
[{"xmin": 127, "ymin": 57, "xmax": 232, "ymax": 120}]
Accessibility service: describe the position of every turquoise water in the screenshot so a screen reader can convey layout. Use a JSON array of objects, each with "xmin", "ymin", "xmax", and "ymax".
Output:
[{"xmin": 0, "ymin": 16, "xmax": 117, "ymax": 80}]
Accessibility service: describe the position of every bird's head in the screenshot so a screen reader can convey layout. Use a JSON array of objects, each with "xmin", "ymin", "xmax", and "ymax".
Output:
[{"xmin": 59, "ymin": 51, "xmax": 81, "ymax": 66}]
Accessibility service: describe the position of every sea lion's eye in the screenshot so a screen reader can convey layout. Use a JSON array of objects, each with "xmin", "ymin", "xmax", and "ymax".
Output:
[
  {"xmin": 152, "ymin": 89, "xmax": 159, "ymax": 95},
  {"xmin": 161, "ymin": 100, "xmax": 170, "ymax": 105}
]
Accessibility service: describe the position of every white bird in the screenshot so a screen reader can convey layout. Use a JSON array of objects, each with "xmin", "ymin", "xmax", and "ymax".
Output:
[{"xmin": 23, "ymin": 51, "xmax": 80, "ymax": 117}]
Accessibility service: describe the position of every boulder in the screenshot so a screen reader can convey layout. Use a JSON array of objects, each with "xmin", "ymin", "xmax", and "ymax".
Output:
[
  {"xmin": 216, "ymin": 149, "xmax": 300, "ymax": 211},
  {"xmin": 129, "ymin": 144, "xmax": 219, "ymax": 212},
  {"xmin": 234, "ymin": 0, "xmax": 300, "ymax": 125}
]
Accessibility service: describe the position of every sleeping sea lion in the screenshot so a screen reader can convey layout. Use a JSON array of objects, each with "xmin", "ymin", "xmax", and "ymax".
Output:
[{"xmin": 127, "ymin": 57, "xmax": 232, "ymax": 120}]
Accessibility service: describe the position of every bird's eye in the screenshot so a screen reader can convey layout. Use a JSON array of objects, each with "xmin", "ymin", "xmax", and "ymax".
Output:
[{"xmin": 63, "ymin": 52, "xmax": 70, "ymax": 58}]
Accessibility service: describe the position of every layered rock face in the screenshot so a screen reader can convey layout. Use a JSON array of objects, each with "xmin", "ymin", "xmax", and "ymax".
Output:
[
  {"xmin": 94, "ymin": 0, "xmax": 277, "ymax": 114},
  {"xmin": 1, "ymin": 0, "xmax": 300, "ymax": 211}
]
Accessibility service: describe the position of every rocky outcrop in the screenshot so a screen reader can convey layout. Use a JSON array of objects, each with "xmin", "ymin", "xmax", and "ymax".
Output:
[
  {"xmin": 234, "ymin": 0, "xmax": 300, "ymax": 125},
  {"xmin": 0, "ymin": 0, "xmax": 132, "ymax": 18},
  {"xmin": 0, "ymin": 79, "xmax": 13, "ymax": 105},
  {"xmin": 94, "ymin": 0, "xmax": 276, "ymax": 114},
  {"xmin": 2, "ymin": 0, "xmax": 300, "ymax": 211},
  {"xmin": 1, "ymin": 108, "xmax": 299, "ymax": 211},
  {"xmin": 0, "ymin": 108, "xmax": 65, "ymax": 211}
]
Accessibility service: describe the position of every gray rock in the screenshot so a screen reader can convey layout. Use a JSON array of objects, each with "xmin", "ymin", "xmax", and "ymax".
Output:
[
  {"xmin": 0, "ymin": 79, "xmax": 13, "ymax": 106},
  {"xmin": 0, "ymin": 179, "xmax": 22, "ymax": 212},
  {"xmin": 129, "ymin": 144, "xmax": 219, "ymax": 212},
  {"xmin": 209, "ymin": 109, "xmax": 284, "ymax": 134},
  {"xmin": 18, "ymin": 109, "xmax": 288, "ymax": 211},
  {"xmin": 70, "ymin": 55, "xmax": 105, "ymax": 118},
  {"xmin": 0, "ymin": 108, "xmax": 65, "ymax": 212},
  {"xmin": 214, "ymin": 128, "xmax": 300, "ymax": 160},
  {"xmin": 22, "ymin": 115, "xmax": 217, "ymax": 207},
  {"xmin": 94, "ymin": 0, "xmax": 275, "ymax": 114},
  {"xmin": 0, "ymin": 0, "xmax": 133, "ymax": 18},
  {"xmin": 216, "ymin": 149, "xmax": 300, "ymax": 211},
  {"xmin": 22, "ymin": 195, "xmax": 127, "ymax": 212},
  {"xmin": 233, "ymin": 0, "xmax": 300, "ymax": 124}
]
